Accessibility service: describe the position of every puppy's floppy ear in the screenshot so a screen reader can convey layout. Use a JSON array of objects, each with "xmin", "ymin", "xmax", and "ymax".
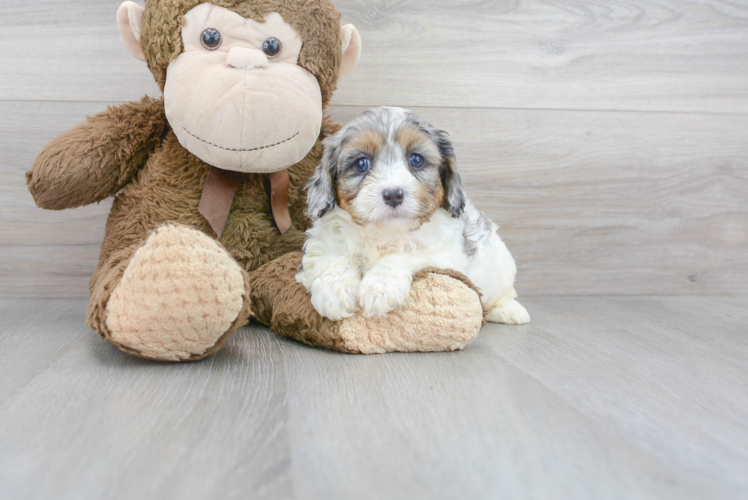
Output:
[
  {"xmin": 434, "ymin": 130, "xmax": 466, "ymax": 218},
  {"xmin": 306, "ymin": 136, "xmax": 340, "ymax": 220}
]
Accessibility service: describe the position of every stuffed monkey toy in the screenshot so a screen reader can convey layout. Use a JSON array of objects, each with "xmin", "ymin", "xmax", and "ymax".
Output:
[{"xmin": 26, "ymin": 0, "xmax": 485, "ymax": 361}]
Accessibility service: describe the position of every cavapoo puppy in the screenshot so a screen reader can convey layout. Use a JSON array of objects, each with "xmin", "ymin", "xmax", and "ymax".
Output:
[{"xmin": 296, "ymin": 107, "xmax": 530, "ymax": 325}]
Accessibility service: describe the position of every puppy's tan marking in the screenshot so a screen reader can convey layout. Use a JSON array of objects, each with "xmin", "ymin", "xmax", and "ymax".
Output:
[
  {"xmin": 335, "ymin": 129, "xmax": 385, "ymax": 223},
  {"xmin": 396, "ymin": 126, "xmax": 441, "ymax": 162},
  {"xmin": 337, "ymin": 195, "xmax": 368, "ymax": 226},
  {"xmin": 336, "ymin": 173, "xmax": 366, "ymax": 225},
  {"xmin": 346, "ymin": 128, "xmax": 385, "ymax": 157},
  {"xmin": 396, "ymin": 126, "xmax": 428, "ymax": 153},
  {"xmin": 393, "ymin": 126, "xmax": 445, "ymax": 227},
  {"xmin": 414, "ymin": 183, "xmax": 445, "ymax": 227},
  {"xmin": 336, "ymin": 183, "xmax": 355, "ymax": 212}
]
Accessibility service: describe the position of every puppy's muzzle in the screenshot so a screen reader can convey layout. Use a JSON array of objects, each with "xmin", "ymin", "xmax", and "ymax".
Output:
[{"xmin": 383, "ymin": 188, "xmax": 405, "ymax": 208}]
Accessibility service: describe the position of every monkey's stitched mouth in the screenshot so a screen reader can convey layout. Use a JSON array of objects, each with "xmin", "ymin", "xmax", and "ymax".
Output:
[{"xmin": 183, "ymin": 128, "xmax": 300, "ymax": 152}]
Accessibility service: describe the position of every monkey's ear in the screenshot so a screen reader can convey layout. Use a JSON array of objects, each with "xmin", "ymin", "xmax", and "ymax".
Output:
[
  {"xmin": 117, "ymin": 1, "xmax": 146, "ymax": 62},
  {"xmin": 339, "ymin": 25, "xmax": 362, "ymax": 81}
]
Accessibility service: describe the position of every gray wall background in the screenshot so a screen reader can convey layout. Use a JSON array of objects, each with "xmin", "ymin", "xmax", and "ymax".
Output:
[{"xmin": 1, "ymin": 0, "xmax": 747, "ymax": 298}]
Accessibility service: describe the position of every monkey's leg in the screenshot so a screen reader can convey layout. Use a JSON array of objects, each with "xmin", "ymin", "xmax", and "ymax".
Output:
[
  {"xmin": 251, "ymin": 253, "xmax": 484, "ymax": 354},
  {"xmin": 87, "ymin": 224, "xmax": 251, "ymax": 362}
]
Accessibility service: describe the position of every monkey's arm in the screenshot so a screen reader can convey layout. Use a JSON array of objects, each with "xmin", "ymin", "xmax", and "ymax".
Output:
[{"xmin": 27, "ymin": 97, "xmax": 168, "ymax": 210}]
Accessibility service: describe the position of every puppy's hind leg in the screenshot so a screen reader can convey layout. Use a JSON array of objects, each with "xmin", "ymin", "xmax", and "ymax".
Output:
[
  {"xmin": 486, "ymin": 299, "xmax": 531, "ymax": 325},
  {"xmin": 468, "ymin": 233, "xmax": 530, "ymax": 325}
]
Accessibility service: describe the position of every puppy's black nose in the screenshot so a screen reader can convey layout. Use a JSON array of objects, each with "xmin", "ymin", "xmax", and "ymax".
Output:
[{"xmin": 382, "ymin": 188, "xmax": 405, "ymax": 208}]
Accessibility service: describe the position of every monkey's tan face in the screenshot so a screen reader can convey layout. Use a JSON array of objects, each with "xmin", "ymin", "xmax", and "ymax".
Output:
[{"xmin": 164, "ymin": 4, "xmax": 323, "ymax": 173}]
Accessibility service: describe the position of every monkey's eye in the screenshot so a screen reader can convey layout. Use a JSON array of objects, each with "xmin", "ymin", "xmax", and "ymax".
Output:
[
  {"xmin": 262, "ymin": 37, "xmax": 282, "ymax": 58},
  {"xmin": 409, "ymin": 154, "xmax": 425, "ymax": 168},
  {"xmin": 201, "ymin": 28, "xmax": 222, "ymax": 50},
  {"xmin": 355, "ymin": 158, "xmax": 371, "ymax": 173}
]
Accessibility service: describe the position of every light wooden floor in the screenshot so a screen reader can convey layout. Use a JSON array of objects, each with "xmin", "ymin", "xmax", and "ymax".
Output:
[
  {"xmin": 1, "ymin": 296, "xmax": 746, "ymax": 500},
  {"xmin": 1, "ymin": 1, "xmax": 747, "ymax": 499}
]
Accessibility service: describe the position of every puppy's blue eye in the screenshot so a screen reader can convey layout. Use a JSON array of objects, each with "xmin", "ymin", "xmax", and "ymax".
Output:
[
  {"xmin": 409, "ymin": 154, "xmax": 425, "ymax": 168},
  {"xmin": 355, "ymin": 158, "xmax": 371, "ymax": 173}
]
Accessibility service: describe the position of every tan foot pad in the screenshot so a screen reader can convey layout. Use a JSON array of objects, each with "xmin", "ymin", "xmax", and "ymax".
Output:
[
  {"xmin": 339, "ymin": 271, "xmax": 485, "ymax": 354},
  {"xmin": 106, "ymin": 224, "xmax": 246, "ymax": 361},
  {"xmin": 252, "ymin": 253, "xmax": 484, "ymax": 354}
]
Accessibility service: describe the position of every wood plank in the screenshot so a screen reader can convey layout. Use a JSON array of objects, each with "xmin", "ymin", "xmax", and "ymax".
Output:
[
  {"xmin": 0, "ymin": 0, "xmax": 161, "ymax": 102},
  {"xmin": 0, "ymin": 299, "xmax": 84, "ymax": 402},
  {"xmin": 0, "ymin": 298, "xmax": 294, "ymax": 500},
  {"xmin": 3, "ymin": 101, "xmax": 747, "ymax": 297},
  {"xmin": 1, "ymin": 0, "xmax": 747, "ymax": 113},
  {"xmin": 0, "ymin": 245, "xmax": 101, "ymax": 297},
  {"xmin": 279, "ymin": 296, "xmax": 748, "ymax": 499},
  {"xmin": 1, "ymin": 296, "xmax": 746, "ymax": 499},
  {"xmin": 483, "ymin": 296, "xmax": 748, "ymax": 494},
  {"xmin": 282, "ymin": 351, "xmax": 703, "ymax": 500}
]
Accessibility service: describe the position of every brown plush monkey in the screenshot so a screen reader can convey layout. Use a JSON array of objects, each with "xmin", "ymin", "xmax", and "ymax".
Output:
[{"xmin": 27, "ymin": 0, "xmax": 484, "ymax": 361}]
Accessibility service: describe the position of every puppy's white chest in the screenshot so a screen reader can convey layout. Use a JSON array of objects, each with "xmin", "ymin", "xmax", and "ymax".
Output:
[
  {"xmin": 357, "ymin": 235, "xmax": 421, "ymax": 272},
  {"xmin": 354, "ymin": 215, "xmax": 468, "ymax": 273}
]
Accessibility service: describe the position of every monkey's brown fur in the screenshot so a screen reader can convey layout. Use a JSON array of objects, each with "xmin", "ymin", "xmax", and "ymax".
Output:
[
  {"xmin": 28, "ymin": 0, "xmax": 344, "ymax": 360},
  {"xmin": 27, "ymin": 0, "xmax": 484, "ymax": 361}
]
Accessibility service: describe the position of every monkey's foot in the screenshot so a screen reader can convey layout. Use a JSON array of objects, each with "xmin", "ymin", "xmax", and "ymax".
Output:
[
  {"xmin": 252, "ymin": 254, "xmax": 484, "ymax": 354},
  {"xmin": 106, "ymin": 224, "xmax": 249, "ymax": 361},
  {"xmin": 340, "ymin": 270, "xmax": 485, "ymax": 353}
]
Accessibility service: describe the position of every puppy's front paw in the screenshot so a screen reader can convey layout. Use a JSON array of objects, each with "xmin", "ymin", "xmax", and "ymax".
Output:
[
  {"xmin": 310, "ymin": 274, "xmax": 361, "ymax": 322},
  {"xmin": 486, "ymin": 299, "xmax": 531, "ymax": 325},
  {"xmin": 359, "ymin": 271, "xmax": 412, "ymax": 318}
]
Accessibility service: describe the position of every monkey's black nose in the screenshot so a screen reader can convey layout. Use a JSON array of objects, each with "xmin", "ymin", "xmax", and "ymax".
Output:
[{"xmin": 382, "ymin": 188, "xmax": 405, "ymax": 208}]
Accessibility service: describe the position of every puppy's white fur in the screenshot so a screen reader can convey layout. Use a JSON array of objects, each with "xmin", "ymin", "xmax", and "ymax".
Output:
[{"xmin": 297, "ymin": 107, "xmax": 530, "ymax": 325}]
